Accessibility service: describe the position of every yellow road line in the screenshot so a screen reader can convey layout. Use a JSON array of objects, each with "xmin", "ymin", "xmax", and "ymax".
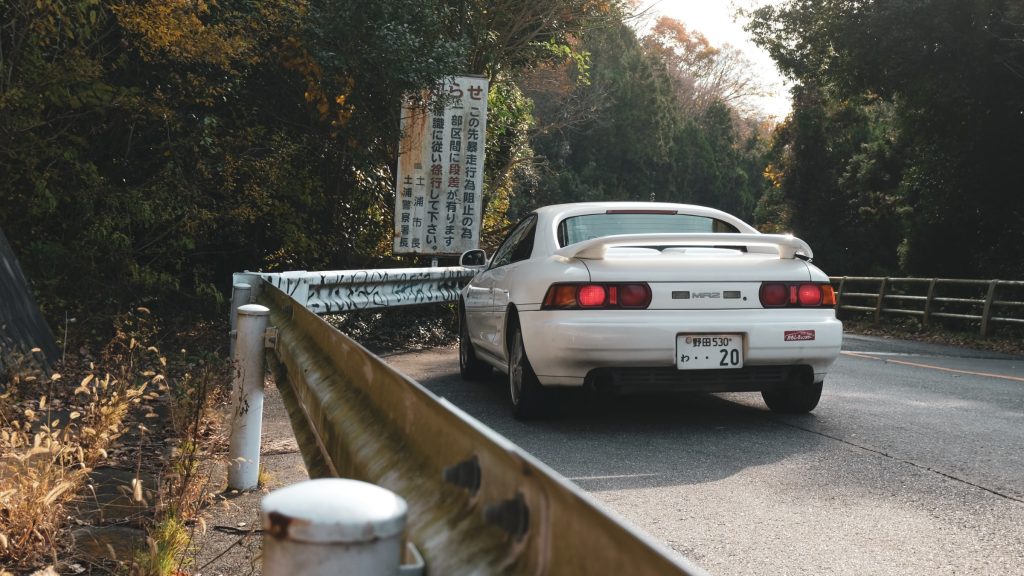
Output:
[{"xmin": 841, "ymin": 351, "xmax": 1024, "ymax": 383}]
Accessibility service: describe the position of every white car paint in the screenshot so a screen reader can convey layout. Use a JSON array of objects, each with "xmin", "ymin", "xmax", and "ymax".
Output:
[{"xmin": 459, "ymin": 202, "xmax": 843, "ymax": 415}]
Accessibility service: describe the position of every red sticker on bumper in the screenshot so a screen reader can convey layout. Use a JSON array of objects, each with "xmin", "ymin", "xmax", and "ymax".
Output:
[{"xmin": 784, "ymin": 330, "xmax": 816, "ymax": 342}]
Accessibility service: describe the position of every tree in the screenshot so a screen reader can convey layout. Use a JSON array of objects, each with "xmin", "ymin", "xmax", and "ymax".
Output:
[
  {"xmin": 0, "ymin": 0, "xmax": 468, "ymax": 318},
  {"xmin": 524, "ymin": 19, "xmax": 681, "ymax": 208},
  {"xmin": 755, "ymin": 84, "xmax": 904, "ymax": 273},
  {"xmin": 522, "ymin": 14, "xmax": 772, "ymax": 223},
  {"xmin": 749, "ymin": 0, "xmax": 1024, "ymax": 277},
  {"xmin": 0, "ymin": 0, "xmax": 642, "ymax": 320},
  {"xmin": 644, "ymin": 17, "xmax": 767, "ymax": 118}
]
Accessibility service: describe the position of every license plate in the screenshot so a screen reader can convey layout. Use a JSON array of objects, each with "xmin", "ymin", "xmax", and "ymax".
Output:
[{"xmin": 677, "ymin": 334, "xmax": 744, "ymax": 370}]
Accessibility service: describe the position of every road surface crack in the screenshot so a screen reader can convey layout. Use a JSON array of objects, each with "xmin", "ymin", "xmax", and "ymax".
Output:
[{"xmin": 772, "ymin": 418, "xmax": 1024, "ymax": 505}]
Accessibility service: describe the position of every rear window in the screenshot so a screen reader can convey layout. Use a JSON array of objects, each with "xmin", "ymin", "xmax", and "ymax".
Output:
[{"xmin": 558, "ymin": 212, "xmax": 739, "ymax": 247}]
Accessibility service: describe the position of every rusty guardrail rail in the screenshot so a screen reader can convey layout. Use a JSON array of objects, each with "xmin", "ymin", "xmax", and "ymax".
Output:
[
  {"xmin": 230, "ymin": 271, "xmax": 706, "ymax": 574},
  {"xmin": 831, "ymin": 276, "xmax": 1024, "ymax": 336}
]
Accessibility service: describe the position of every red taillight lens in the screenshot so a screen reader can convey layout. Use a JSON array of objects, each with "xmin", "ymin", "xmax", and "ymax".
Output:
[
  {"xmin": 797, "ymin": 284, "xmax": 822, "ymax": 306},
  {"xmin": 577, "ymin": 285, "xmax": 607, "ymax": 307},
  {"xmin": 619, "ymin": 284, "xmax": 652, "ymax": 308},
  {"xmin": 759, "ymin": 282, "xmax": 834, "ymax": 308},
  {"xmin": 760, "ymin": 283, "xmax": 788, "ymax": 307},
  {"xmin": 542, "ymin": 283, "xmax": 652, "ymax": 310}
]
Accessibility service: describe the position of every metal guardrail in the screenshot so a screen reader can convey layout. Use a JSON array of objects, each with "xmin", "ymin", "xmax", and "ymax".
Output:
[
  {"xmin": 256, "ymin": 267, "xmax": 475, "ymax": 314},
  {"xmin": 231, "ymin": 271, "xmax": 706, "ymax": 575},
  {"xmin": 230, "ymin": 265, "xmax": 1022, "ymax": 570},
  {"xmin": 831, "ymin": 276, "xmax": 1024, "ymax": 336}
]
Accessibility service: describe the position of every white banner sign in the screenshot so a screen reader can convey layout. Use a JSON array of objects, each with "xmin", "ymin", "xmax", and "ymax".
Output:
[{"xmin": 394, "ymin": 76, "xmax": 488, "ymax": 256}]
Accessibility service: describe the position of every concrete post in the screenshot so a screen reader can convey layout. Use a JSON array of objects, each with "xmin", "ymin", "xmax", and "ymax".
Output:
[
  {"xmin": 262, "ymin": 478, "xmax": 409, "ymax": 576},
  {"xmin": 228, "ymin": 304, "xmax": 269, "ymax": 491},
  {"xmin": 229, "ymin": 283, "xmax": 253, "ymax": 357}
]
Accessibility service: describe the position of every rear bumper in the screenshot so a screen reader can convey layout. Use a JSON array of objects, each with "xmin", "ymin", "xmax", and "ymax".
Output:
[
  {"xmin": 517, "ymin": 309, "xmax": 842, "ymax": 388},
  {"xmin": 588, "ymin": 365, "xmax": 805, "ymax": 394}
]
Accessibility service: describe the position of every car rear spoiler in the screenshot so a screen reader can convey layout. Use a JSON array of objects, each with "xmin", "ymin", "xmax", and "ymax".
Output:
[{"xmin": 553, "ymin": 233, "xmax": 814, "ymax": 260}]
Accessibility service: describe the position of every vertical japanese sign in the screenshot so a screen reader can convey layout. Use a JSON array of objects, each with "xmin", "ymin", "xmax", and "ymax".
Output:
[{"xmin": 394, "ymin": 76, "xmax": 488, "ymax": 256}]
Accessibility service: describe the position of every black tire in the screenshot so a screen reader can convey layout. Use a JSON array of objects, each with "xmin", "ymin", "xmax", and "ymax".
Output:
[
  {"xmin": 508, "ymin": 322, "xmax": 546, "ymax": 420},
  {"xmin": 459, "ymin": 304, "xmax": 491, "ymax": 381},
  {"xmin": 762, "ymin": 380, "xmax": 823, "ymax": 413}
]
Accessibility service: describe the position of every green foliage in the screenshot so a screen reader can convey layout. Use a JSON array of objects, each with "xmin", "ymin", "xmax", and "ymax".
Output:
[
  {"xmin": 13, "ymin": 0, "xmax": 938, "ymax": 325},
  {"xmin": 451, "ymin": 0, "xmax": 620, "ymax": 76},
  {"xmin": 483, "ymin": 80, "xmax": 535, "ymax": 244},
  {"xmin": 523, "ymin": 19, "xmax": 770, "ymax": 222},
  {"xmin": 1, "ymin": 0, "xmax": 630, "ymax": 321},
  {"xmin": 750, "ymin": 0, "xmax": 1024, "ymax": 277},
  {"xmin": 754, "ymin": 85, "xmax": 904, "ymax": 273}
]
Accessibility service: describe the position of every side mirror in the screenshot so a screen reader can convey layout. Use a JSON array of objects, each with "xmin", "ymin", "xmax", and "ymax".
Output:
[{"xmin": 460, "ymin": 249, "xmax": 487, "ymax": 268}]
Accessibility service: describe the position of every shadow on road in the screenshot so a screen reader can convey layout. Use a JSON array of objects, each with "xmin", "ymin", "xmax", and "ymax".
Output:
[{"xmin": 415, "ymin": 367, "xmax": 827, "ymax": 493}]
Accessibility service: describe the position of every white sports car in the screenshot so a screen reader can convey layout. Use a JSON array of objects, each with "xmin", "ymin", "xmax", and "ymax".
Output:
[{"xmin": 458, "ymin": 202, "xmax": 843, "ymax": 419}]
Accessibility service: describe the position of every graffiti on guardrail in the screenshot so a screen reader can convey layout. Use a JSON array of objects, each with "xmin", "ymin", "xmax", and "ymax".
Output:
[{"xmin": 255, "ymin": 267, "xmax": 476, "ymax": 314}]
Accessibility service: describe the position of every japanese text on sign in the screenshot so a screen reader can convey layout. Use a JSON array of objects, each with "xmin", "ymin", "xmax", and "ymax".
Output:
[{"xmin": 394, "ymin": 76, "xmax": 488, "ymax": 255}]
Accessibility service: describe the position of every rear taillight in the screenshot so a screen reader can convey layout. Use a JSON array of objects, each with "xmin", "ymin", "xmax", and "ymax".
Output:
[
  {"xmin": 619, "ymin": 284, "xmax": 651, "ymax": 307},
  {"xmin": 543, "ymin": 283, "xmax": 652, "ymax": 310},
  {"xmin": 760, "ymin": 283, "xmax": 789, "ymax": 307},
  {"xmin": 820, "ymin": 285, "xmax": 836, "ymax": 306},
  {"xmin": 798, "ymin": 284, "xmax": 822, "ymax": 306},
  {"xmin": 760, "ymin": 282, "xmax": 836, "ymax": 308},
  {"xmin": 577, "ymin": 285, "xmax": 606, "ymax": 307}
]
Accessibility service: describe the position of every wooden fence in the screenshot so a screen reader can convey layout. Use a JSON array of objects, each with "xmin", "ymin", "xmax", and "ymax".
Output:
[{"xmin": 830, "ymin": 277, "xmax": 1024, "ymax": 337}]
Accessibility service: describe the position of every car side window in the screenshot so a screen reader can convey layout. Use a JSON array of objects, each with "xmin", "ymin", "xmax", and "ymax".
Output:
[{"xmin": 489, "ymin": 215, "xmax": 537, "ymax": 269}]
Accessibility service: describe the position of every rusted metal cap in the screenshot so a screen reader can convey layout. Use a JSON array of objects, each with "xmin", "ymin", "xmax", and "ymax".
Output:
[{"xmin": 262, "ymin": 478, "xmax": 408, "ymax": 544}]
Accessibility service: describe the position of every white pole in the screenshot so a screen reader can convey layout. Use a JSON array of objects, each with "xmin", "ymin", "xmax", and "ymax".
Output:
[
  {"xmin": 229, "ymin": 283, "xmax": 252, "ymax": 357},
  {"xmin": 228, "ymin": 303, "xmax": 269, "ymax": 491},
  {"xmin": 263, "ymin": 478, "xmax": 408, "ymax": 576}
]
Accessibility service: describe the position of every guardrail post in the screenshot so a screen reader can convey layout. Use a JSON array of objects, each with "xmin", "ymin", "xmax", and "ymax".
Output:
[
  {"xmin": 874, "ymin": 278, "xmax": 889, "ymax": 323},
  {"xmin": 835, "ymin": 276, "xmax": 847, "ymax": 316},
  {"xmin": 262, "ymin": 478, "xmax": 409, "ymax": 576},
  {"xmin": 922, "ymin": 278, "xmax": 937, "ymax": 327},
  {"xmin": 228, "ymin": 304, "xmax": 270, "ymax": 491},
  {"xmin": 230, "ymin": 282, "xmax": 253, "ymax": 357},
  {"xmin": 980, "ymin": 280, "xmax": 998, "ymax": 337}
]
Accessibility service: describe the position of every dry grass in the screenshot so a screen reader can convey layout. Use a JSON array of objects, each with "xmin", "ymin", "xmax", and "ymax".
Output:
[
  {"xmin": 0, "ymin": 396, "xmax": 90, "ymax": 567},
  {"xmin": 0, "ymin": 351, "xmax": 145, "ymax": 570},
  {"xmin": 843, "ymin": 317, "xmax": 1024, "ymax": 356},
  {"xmin": 0, "ymin": 309, "xmax": 229, "ymax": 574},
  {"xmin": 131, "ymin": 357, "xmax": 228, "ymax": 576}
]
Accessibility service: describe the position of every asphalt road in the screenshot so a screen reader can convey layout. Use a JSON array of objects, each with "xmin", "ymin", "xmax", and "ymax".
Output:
[{"xmin": 384, "ymin": 334, "xmax": 1024, "ymax": 576}]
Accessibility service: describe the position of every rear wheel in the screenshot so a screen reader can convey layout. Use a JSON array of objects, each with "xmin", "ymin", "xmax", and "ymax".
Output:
[
  {"xmin": 508, "ymin": 322, "xmax": 546, "ymax": 420},
  {"xmin": 762, "ymin": 380, "xmax": 823, "ymax": 413},
  {"xmin": 459, "ymin": 304, "xmax": 491, "ymax": 381}
]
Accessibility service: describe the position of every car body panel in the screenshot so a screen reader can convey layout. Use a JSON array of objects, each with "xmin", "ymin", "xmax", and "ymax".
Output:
[
  {"xmin": 459, "ymin": 202, "xmax": 842, "ymax": 395},
  {"xmin": 518, "ymin": 308, "xmax": 842, "ymax": 386}
]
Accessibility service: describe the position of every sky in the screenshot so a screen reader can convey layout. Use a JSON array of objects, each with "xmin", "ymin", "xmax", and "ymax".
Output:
[{"xmin": 636, "ymin": 0, "xmax": 792, "ymax": 119}]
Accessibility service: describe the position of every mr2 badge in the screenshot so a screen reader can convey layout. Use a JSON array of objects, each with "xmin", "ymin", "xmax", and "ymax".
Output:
[{"xmin": 784, "ymin": 330, "xmax": 816, "ymax": 342}]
